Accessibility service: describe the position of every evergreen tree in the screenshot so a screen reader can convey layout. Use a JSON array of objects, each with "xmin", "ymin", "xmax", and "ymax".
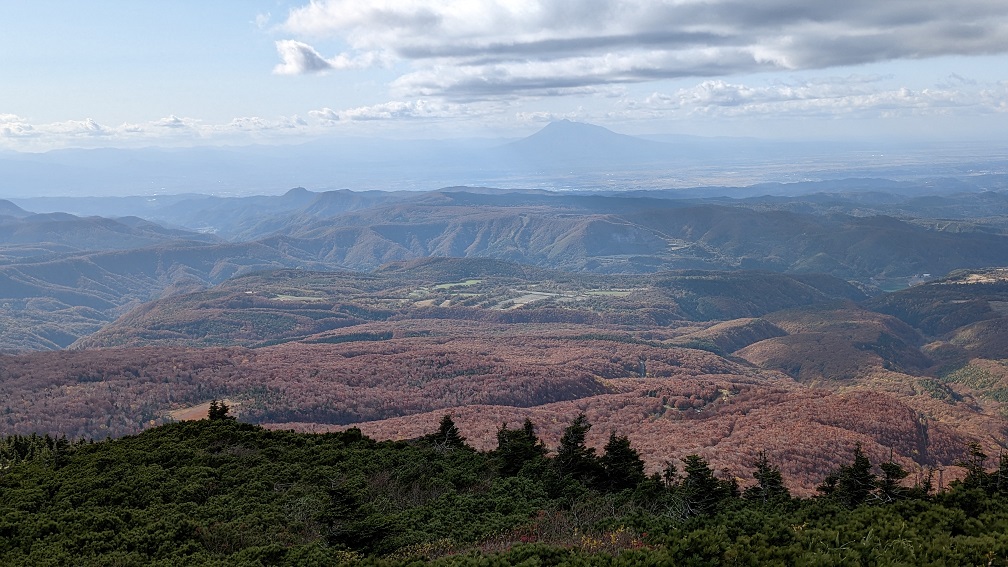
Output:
[
  {"xmin": 662, "ymin": 460, "xmax": 680, "ymax": 489},
  {"xmin": 878, "ymin": 460, "xmax": 909, "ymax": 502},
  {"xmin": 207, "ymin": 399, "xmax": 232, "ymax": 420},
  {"xmin": 429, "ymin": 414, "xmax": 468, "ymax": 450},
  {"xmin": 910, "ymin": 466, "xmax": 935, "ymax": 499},
  {"xmin": 958, "ymin": 442, "xmax": 989, "ymax": 492},
  {"xmin": 743, "ymin": 451, "xmax": 789, "ymax": 504},
  {"xmin": 552, "ymin": 413, "xmax": 602, "ymax": 485},
  {"xmin": 995, "ymin": 451, "xmax": 1008, "ymax": 495},
  {"xmin": 820, "ymin": 443, "xmax": 876, "ymax": 507},
  {"xmin": 680, "ymin": 454, "xmax": 731, "ymax": 516},
  {"xmin": 599, "ymin": 431, "xmax": 646, "ymax": 492},
  {"xmin": 495, "ymin": 418, "xmax": 547, "ymax": 476}
]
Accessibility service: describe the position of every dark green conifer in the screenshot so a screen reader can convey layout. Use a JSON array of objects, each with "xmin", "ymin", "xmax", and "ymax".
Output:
[
  {"xmin": 744, "ymin": 451, "xmax": 789, "ymax": 504},
  {"xmin": 680, "ymin": 454, "xmax": 731, "ymax": 516},
  {"xmin": 958, "ymin": 442, "xmax": 989, "ymax": 491},
  {"xmin": 878, "ymin": 459, "xmax": 909, "ymax": 502},
  {"xmin": 496, "ymin": 418, "xmax": 547, "ymax": 476},
  {"xmin": 208, "ymin": 399, "xmax": 232, "ymax": 420},
  {"xmin": 552, "ymin": 413, "xmax": 602, "ymax": 485},
  {"xmin": 431, "ymin": 414, "xmax": 468, "ymax": 450},
  {"xmin": 599, "ymin": 431, "xmax": 646, "ymax": 492},
  {"xmin": 820, "ymin": 443, "xmax": 876, "ymax": 507}
]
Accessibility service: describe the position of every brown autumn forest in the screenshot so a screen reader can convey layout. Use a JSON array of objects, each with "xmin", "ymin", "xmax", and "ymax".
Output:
[{"xmin": 4, "ymin": 258, "xmax": 1008, "ymax": 494}]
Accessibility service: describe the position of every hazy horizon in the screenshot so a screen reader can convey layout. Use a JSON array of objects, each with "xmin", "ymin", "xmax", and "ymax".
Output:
[{"xmin": 2, "ymin": 119, "xmax": 1005, "ymax": 200}]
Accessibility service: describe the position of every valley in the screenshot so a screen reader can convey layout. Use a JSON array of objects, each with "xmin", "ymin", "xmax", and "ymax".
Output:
[
  {"xmin": 2, "ymin": 145, "xmax": 1008, "ymax": 499},
  {"xmin": 3, "ymin": 256, "xmax": 1008, "ymax": 495}
]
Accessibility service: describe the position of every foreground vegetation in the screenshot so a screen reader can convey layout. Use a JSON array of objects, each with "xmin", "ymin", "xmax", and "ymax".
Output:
[{"xmin": 2, "ymin": 408, "xmax": 1008, "ymax": 566}]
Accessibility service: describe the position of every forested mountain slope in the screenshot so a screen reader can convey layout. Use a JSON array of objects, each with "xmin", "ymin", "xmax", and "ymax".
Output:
[{"xmin": 4, "ymin": 186, "xmax": 1008, "ymax": 351}]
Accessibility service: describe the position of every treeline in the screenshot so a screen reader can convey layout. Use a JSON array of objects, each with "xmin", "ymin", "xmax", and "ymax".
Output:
[{"xmin": 2, "ymin": 412, "xmax": 1007, "ymax": 565}]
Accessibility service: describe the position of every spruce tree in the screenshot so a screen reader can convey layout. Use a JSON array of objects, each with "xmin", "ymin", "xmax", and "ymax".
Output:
[
  {"xmin": 821, "ymin": 443, "xmax": 877, "ymax": 507},
  {"xmin": 431, "ymin": 414, "xmax": 468, "ymax": 450},
  {"xmin": 744, "ymin": 451, "xmax": 789, "ymax": 504},
  {"xmin": 208, "ymin": 399, "xmax": 233, "ymax": 420},
  {"xmin": 878, "ymin": 460, "xmax": 909, "ymax": 502},
  {"xmin": 959, "ymin": 442, "xmax": 989, "ymax": 491},
  {"xmin": 680, "ymin": 454, "xmax": 730, "ymax": 516},
  {"xmin": 599, "ymin": 431, "xmax": 646, "ymax": 492},
  {"xmin": 496, "ymin": 418, "xmax": 547, "ymax": 476},
  {"xmin": 996, "ymin": 451, "xmax": 1008, "ymax": 495},
  {"xmin": 552, "ymin": 413, "xmax": 602, "ymax": 485}
]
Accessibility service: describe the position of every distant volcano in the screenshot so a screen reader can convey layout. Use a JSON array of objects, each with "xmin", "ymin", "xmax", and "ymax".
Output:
[{"xmin": 500, "ymin": 120, "xmax": 673, "ymax": 166}]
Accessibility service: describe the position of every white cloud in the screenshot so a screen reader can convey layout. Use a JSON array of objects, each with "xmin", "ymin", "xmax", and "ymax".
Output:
[
  {"xmin": 311, "ymin": 99, "xmax": 473, "ymax": 123},
  {"xmin": 514, "ymin": 110, "xmax": 583, "ymax": 124},
  {"xmin": 272, "ymin": 39, "xmax": 381, "ymax": 75},
  {"xmin": 980, "ymin": 81, "xmax": 1008, "ymax": 112},
  {"xmin": 155, "ymin": 115, "xmax": 197, "ymax": 130},
  {"xmin": 308, "ymin": 107, "xmax": 341, "ymax": 125},
  {"xmin": 226, "ymin": 115, "xmax": 309, "ymax": 130},
  {"xmin": 48, "ymin": 118, "xmax": 112, "ymax": 137},
  {"xmin": 634, "ymin": 76, "xmax": 1006, "ymax": 120},
  {"xmin": 0, "ymin": 114, "xmax": 39, "ymax": 139},
  {"xmin": 273, "ymin": 40, "xmax": 335, "ymax": 75},
  {"xmin": 0, "ymin": 114, "xmax": 314, "ymax": 151},
  {"xmin": 277, "ymin": 0, "xmax": 1008, "ymax": 98}
]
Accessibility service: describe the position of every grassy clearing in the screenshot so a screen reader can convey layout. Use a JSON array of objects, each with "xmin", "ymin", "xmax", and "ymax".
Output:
[
  {"xmin": 274, "ymin": 294, "xmax": 327, "ymax": 302},
  {"xmin": 433, "ymin": 279, "xmax": 482, "ymax": 290},
  {"xmin": 403, "ymin": 283, "xmax": 638, "ymax": 310},
  {"xmin": 508, "ymin": 291, "xmax": 556, "ymax": 307},
  {"xmin": 168, "ymin": 399, "xmax": 240, "ymax": 421},
  {"xmin": 587, "ymin": 289, "xmax": 633, "ymax": 297}
]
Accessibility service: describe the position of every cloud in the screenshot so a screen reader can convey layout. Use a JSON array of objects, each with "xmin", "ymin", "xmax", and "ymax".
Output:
[
  {"xmin": 0, "ymin": 114, "xmax": 313, "ymax": 151},
  {"xmin": 980, "ymin": 81, "xmax": 1008, "ymax": 112},
  {"xmin": 311, "ymin": 100, "xmax": 472, "ymax": 123},
  {"xmin": 634, "ymin": 76, "xmax": 1002, "ymax": 120},
  {"xmin": 0, "ymin": 114, "xmax": 39, "ymax": 139},
  {"xmin": 48, "ymin": 118, "xmax": 112, "ymax": 137},
  {"xmin": 272, "ymin": 39, "xmax": 381, "ymax": 75},
  {"xmin": 273, "ymin": 40, "xmax": 336, "ymax": 75},
  {"xmin": 155, "ymin": 115, "xmax": 197, "ymax": 130},
  {"xmin": 226, "ymin": 115, "xmax": 309, "ymax": 130},
  {"xmin": 277, "ymin": 0, "xmax": 1008, "ymax": 98}
]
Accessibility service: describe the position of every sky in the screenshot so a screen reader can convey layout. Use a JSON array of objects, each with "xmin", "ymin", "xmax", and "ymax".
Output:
[{"xmin": 2, "ymin": 0, "xmax": 1008, "ymax": 152}]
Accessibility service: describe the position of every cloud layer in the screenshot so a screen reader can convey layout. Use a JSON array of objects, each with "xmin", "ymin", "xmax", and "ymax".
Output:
[
  {"xmin": 277, "ymin": 0, "xmax": 1008, "ymax": 98},
  {"xmin": 0, "ymin": 114, "xmax": 312, "ymax": 151},
  {"xmin": 3, "ymin": 73, "xmax": 1006, "ymax": 150}
]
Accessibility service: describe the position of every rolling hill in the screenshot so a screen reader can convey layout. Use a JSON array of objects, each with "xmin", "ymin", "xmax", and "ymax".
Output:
[
  {"xmin": 0, "ymin": 335, "xmax": 979, "ymax": 494},
  {"xmin": 0, "ymin": 211, "xmax": 218, "ymax": 252},
  {"xmin": 72, "ymin": 265, "xmax": 868, "ymax": 349},
  {"xmin": 5, "ymin": 184, "xmax": 1008, "ymax": 353},
  {"xmin": 0, "ymin": 199, "xmax": 29, "ymax": 218}
]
